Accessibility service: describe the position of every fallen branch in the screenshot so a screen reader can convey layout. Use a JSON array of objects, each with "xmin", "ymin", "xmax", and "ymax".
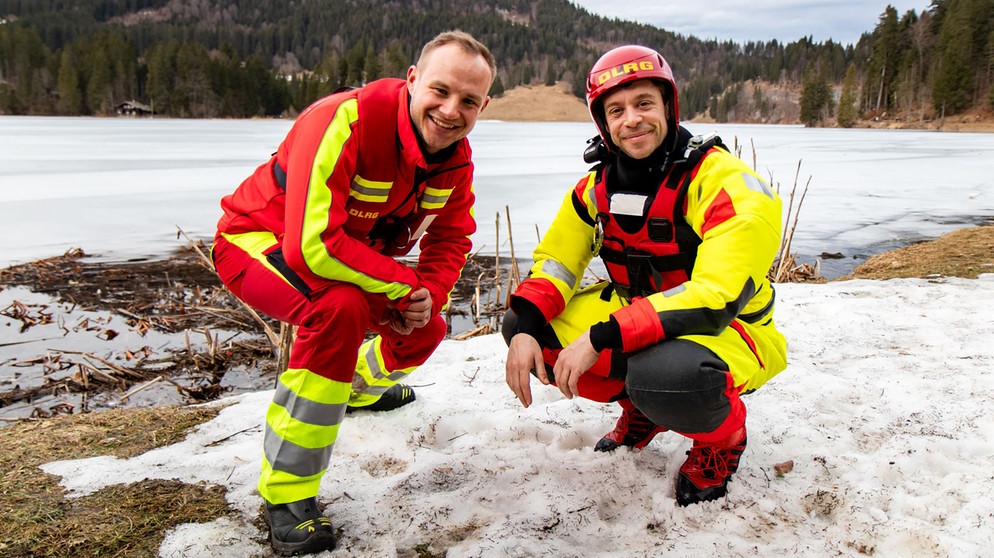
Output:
[
  {"xmin": 176, "ymin": 225, "xmax": 281, "ymax": 351},
  {"xmin": 121, "ymin": 376, "xmax": 164, "ymax": 402}
]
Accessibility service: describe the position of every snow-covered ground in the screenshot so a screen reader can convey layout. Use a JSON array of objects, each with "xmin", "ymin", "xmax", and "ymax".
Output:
[{"xmin": 42, "ymin": 276, "xmax": 994, "ymax": 557}]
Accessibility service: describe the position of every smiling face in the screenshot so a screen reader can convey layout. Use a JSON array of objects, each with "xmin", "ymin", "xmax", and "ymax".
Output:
[
  {"xmin": 601, "ymin": 79, "xmax": 669, "ymax": 160},
  {"xmin": 407, "ymin": 43, "xmax": 492, "ymax": 154}
]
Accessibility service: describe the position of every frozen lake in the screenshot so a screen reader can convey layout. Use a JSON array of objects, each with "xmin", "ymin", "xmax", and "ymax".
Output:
[{"xmin": 2, "ymin": 116, "xmax": 993, "ymax": 278}]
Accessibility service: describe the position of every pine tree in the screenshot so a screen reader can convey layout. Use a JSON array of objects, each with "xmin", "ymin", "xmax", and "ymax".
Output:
[
  {"xmin": 85, "ymin": 46, "xmax": 113, "ymax": 114},
  {"xmin": 837, "ymin": 63, "xmax": 859, "ymax": 127},
  {"xmin": 800, "ymin": 65, "xmax": 830, "ymax": 126},
  {"xmin": 363, "ymin": 45, "xmax": 381, "ymax": 83},
  {"xmin": 932, "ymin": 0, "xmax": 974, "ymax": 115},
  {"xmin": 146, "ymin": 41, "xmax": 179, "ymax": 115},
  {"xmin": 865, "ymin": 6, "xmax": 901, "ymax": 112},
  {"xmin": 57, "ymin": 48, "xmax": 83, "ymax": 114}
]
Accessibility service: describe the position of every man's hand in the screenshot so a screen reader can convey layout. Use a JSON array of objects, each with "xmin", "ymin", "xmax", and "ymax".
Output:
[
  {"xmin": 505, "ymin": 333, "xmax": 548, "ymax": 408},
  {"xmin": 378, "ymin": 308, "xmax": 414, "ymax": 335},
  {"xmin": 399, "ymin": 287, "xmax": 433, "ymax": 329},
  {"xmin": 551, "ymin": 330, "xmax": 599, "ymax": 400}
]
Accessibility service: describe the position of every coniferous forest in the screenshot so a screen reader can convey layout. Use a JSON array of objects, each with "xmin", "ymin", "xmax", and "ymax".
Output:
[{"xmin": 0, "ymin": 0, "xmax": 991, "ymax": 127}]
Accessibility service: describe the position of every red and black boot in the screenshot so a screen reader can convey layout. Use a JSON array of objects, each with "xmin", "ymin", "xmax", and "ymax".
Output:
[
  {"xmin": 594, "ymin": 398, "xmax": 667, "ymax": 452},
  {"xmin": 675, "ymin": 425, "xmax": 747, "ymax": 506}
]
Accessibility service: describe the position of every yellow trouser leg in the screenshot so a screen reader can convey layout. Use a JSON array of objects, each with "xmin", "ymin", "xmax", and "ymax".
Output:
[
  {"xmin": 259, "ymin": 368, "xmax": 351, "ymax": 504},
  {"xmin": 348, "ymin": 336, "xmax": 417, "ymax": 407}
]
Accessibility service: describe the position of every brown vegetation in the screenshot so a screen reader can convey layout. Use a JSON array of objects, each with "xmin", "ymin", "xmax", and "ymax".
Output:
[
  {"xmin": 842, "ymin": 225, "xmax": 994, "ymax": 280},
  {"xmin": 0, "ymin": 406, "xmax": 230, "ymax": 557},
  {"xmin": 483, "ymin": 82, "xmax": 590, "ymax": 122}
]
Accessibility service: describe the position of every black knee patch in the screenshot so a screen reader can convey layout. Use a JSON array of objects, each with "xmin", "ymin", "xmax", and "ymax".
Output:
[
  {"xmin": 626, "ymin": 340, "xmax": 731, "ymax": 434},
  {"xmin": 500, "ymin": 309, "xmax": 518, "ymax": 346}
]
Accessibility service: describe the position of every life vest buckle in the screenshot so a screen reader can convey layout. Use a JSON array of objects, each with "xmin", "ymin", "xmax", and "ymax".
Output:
[{"xmin": 684, "ymin": 131, "xmax": 720, "ymax": 158}]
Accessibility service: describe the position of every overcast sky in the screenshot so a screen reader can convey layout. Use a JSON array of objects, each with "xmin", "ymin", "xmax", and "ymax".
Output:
[{"xmin": 569, "ymin": 1, "xmax": 932, "ymax": 46}]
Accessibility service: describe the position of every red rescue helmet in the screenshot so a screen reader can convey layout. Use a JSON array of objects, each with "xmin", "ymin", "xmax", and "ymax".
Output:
[{"xmin": 585, "ymin": 45, "xmax": 679, "ymax": 150}]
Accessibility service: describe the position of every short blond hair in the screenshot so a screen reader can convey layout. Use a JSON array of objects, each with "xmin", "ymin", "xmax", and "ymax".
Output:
[{"xmin": 418, "ymin": 30, "xmax": 497, "ymax": 85}]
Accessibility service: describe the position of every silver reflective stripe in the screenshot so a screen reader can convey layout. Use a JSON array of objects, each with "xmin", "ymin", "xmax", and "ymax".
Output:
[
  {"xmin": 364, "ymin": 343, "xmax": 384, "ymax": 380},
  {"xmin": 742, "ymin": 173, "xmax": 775, "ymax": 199},
  {"xmin": 350, "ymin": 180, "xmax": 387, "ymax": 197},
  {"xmin": 661, "ymin": 284, "xmax": 687, "ymax": 297},
  {"xmin": 273, "ymin": 382, "xmax": 347, "ymax": 427},
  {"xmin": 540, "ymin": 259, "xmax": 577, "ymax": 288},
  {"xmin": 355, "ymin": 370, "xmax": 410, "ymax": 396},
  {"xmin": 264, "ymin": 424, "xmax": 333, "ymax": 478},
  {"xmin": 421, "ymin": 192, "xmax": 449, "ymax": 205},
  {"xmin": 362, "ymin": 384, "xmax": 391, "ymax": 396}
]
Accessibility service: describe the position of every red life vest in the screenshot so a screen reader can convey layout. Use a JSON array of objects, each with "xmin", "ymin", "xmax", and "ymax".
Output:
[{"xmin": 592, "ymin": 134, "xmax": 723, "ymax": 299}]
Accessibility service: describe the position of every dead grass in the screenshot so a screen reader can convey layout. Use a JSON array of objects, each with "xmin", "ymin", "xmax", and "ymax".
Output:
[
  {"xmin": 482, "ymin": 82, "xmax": 589, "ymax": 122},
  {"xmin": 0, "ymin": 405, "xmax": 231, "ymax": 558},
  {"xmin": 840, "ymin": 225, "xmax": 994, "ymax": 280}
]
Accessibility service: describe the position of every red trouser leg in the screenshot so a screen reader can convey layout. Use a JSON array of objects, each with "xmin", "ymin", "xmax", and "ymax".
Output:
[
  {"xmin": 212, "ymin": 236, "xmax": 444, "ymax": 383},
  {"xmin": 679, "ymin": 371, "xmax": 746, "ymax": 444},
  {"xmin": 539, "ymin": 346, "xmax": 627, "ymax": 403}
]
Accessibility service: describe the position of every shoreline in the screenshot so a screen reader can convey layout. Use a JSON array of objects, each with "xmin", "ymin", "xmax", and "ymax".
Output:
[
  {"xmin": 3, "ymin": 223, "xmax": 993, "ymax": 421},
  {"xmin": 481, "ymin": 83, "xmax": 994, "ymax": 133}
]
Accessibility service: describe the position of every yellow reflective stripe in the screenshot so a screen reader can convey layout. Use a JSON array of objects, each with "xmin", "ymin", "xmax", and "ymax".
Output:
[
  {"xmin": 219, "ymin": 231, "xmax": 297, "ymax": 289},
  {"xmin": 420, "ymin": 186, "xmax": 452, "ymax": 209},
  {"xmin": 349, "ymin": 175, "xmax": 392, "ymax": 202},
  {"xmin": 350, "ymin": 337, "xmax": 417, "ymax": 405},
  {"xmin": 258, "ymin": 459, "xmax": 324, "ymax": 504},
  {"xmin": 297, "ymin": 99, "xmax": 413, "ymax": 301},
  {"xmin": 220, "ymin": 230, "xmax": 279, "ymax": 259},
  {"xmin": 278, "ymin": 367, "xmax": 351, "ymax": 405},
  {"xmin": 312, "ymin": 260, "xmax": 413, "ymax": 300},
  {"xmin": 469, "ymin": 183, "xmax": 476, "ymax": 219},
  {"xmin": 273, "ymin": 373, "xmax": 348, "ymax": 426},
  {"xmin": 300, "ymin": 97, "xmax": 357, "ymax": 273}
]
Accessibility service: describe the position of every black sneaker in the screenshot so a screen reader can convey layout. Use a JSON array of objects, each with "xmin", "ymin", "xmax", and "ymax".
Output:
[
  {"xmin": 263, "ymin": 497, "xmax": 336, "ymax": 556},
  {"xmin": 346, "ymin": 383, "xmax": 416, "ymax": 413}
]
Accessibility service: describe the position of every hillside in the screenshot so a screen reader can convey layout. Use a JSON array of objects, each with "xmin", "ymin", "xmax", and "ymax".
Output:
[
  {"xmin": 483, "ymin": 82, "xmax": 589, "ymax": 122},
  {"xmin": 3, "ymin": 0, "xmax": 991, "ymax": 127}
]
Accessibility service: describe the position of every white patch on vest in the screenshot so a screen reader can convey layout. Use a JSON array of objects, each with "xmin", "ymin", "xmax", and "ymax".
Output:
[{"xmin": 609, "ymin": 193, "xmax": 648, "ymax": 216}]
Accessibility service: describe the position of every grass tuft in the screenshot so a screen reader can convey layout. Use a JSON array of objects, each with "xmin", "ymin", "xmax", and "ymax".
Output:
[{"xmin": 0, "ymin": 406, "xmax": 231, "ymax": 558}]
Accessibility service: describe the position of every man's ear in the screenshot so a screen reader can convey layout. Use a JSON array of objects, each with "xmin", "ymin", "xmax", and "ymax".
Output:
[{"xmin": 406, "ymin": 65, "xmax": 417, "ymax": 93}]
